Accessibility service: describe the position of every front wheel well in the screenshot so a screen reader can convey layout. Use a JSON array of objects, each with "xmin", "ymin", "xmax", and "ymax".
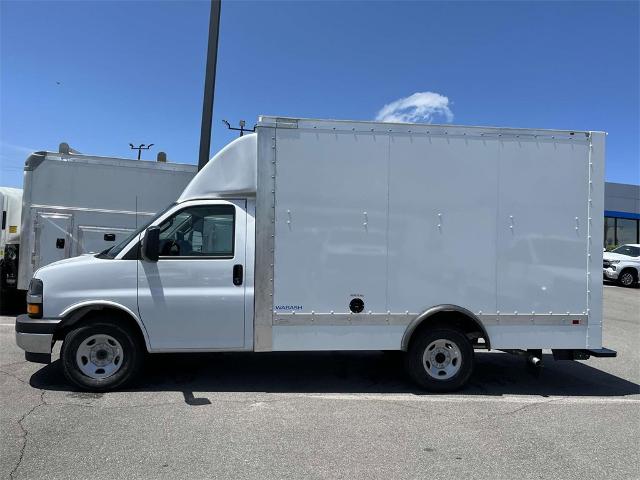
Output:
[
  {"xmin": 54, "ymin": 306, "xmax": 148, "ymax": 351},
  {"xmin": 403, "ymin": 308, "xmax": 490, "ymax": 351}
]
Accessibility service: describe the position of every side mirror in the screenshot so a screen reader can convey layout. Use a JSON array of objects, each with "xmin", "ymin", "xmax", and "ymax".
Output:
[{"xmin": 141, "ymin": 226, "xmax": 160, "ymax": 262}]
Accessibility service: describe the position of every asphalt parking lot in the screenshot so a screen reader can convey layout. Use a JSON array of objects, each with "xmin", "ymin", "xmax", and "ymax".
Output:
[{"xmin": 1, "ymin": 285, "xmax": 638, "ymax": 480}]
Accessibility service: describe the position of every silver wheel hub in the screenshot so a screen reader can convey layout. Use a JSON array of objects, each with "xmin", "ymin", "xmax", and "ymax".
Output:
[
  {"xmin": 423, "ymin": 339, "xmax": 462, "ymax": 380},
  {"xmin": 621, "ymin": 273, "xmax": 633, "ymax": 286},
  {"xmin": 76, "ymin": 334, "xmax": 124, "ymax": 379}
]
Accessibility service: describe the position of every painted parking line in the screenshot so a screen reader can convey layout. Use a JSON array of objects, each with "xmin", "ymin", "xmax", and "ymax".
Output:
[{"xmin": 309, "ymin": 393, "xmax": 640, "ymax": 405}]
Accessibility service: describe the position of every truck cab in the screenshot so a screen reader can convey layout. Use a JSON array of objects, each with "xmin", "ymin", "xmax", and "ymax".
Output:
[{"xmin": 16, "ymin": 134, "xmax": 257, "ymax": 390}]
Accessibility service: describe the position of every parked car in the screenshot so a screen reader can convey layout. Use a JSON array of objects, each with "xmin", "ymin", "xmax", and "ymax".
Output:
[{"xmin": 603, "ymin": 244, "xmax": 640, "ymax": 287}]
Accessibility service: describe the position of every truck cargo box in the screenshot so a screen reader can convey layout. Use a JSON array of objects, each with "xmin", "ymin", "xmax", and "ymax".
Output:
[{"xmin": 251, "ymin": 117, "xmax": 605, "ymax": 351}]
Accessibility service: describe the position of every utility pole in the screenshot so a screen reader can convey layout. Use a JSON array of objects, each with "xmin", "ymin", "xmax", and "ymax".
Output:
[
  {"xmin": 198, "ymin": 0, "xmax": 222, "ymax": 171},
  {"xmin": 129, "ymin": 143, "xmax": 154, "ymax": 160}
]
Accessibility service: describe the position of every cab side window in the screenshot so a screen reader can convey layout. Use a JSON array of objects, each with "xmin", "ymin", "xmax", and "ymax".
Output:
[{"xmin": 158, "ymin": 205, "xmax": 235, "ymax": 258}]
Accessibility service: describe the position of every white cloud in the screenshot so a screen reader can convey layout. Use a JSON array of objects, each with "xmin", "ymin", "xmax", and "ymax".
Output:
[
  {"xmin": 375, "ymin": 91, "xmax": 454, "ymax": 124},
  {"xmin": 0, "ymin": 140, "xmax": 36, "ymax": 154}
]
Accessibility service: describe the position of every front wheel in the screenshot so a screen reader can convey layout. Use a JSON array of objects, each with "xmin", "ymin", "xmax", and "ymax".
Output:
[
  {"xmin": 618, "ymin": 269, "xmax": 637, "ymax": 288},
  {"xmin": 405, "ymin": 328, "xmax": 474, "ymax": 392},
  {"xmin": 61, "ymin": 321, "xmax": 143, "ymax": 391}
]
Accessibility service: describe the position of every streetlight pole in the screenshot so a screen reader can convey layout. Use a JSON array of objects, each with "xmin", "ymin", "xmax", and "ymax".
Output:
[
  {"xmin": 198, "ymin": 0, "xmax": 222, "ymax": 171},
  {"xmin": 222, "ymin": 119, "xmax": 256, "ymax": 137},
  {"xmin": 129, "ymin": 143, "xmax": 154, "ymax": 160}
]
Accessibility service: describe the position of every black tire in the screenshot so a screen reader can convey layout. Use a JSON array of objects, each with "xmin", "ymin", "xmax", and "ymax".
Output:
[
  {"xmin": 61, "ymin": 320, "xmax": 143, "ymax": 392},
  {"xmin": 405, "ymin": 328, "xmax": 474, "ymax": 392},
  {"xmin": 618, "ymin": 269, "xmax": 637, "ymax": 288}
]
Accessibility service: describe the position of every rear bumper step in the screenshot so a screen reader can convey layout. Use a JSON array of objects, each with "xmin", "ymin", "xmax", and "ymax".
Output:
[
  {"xmin": 552, "ymin": 347, "xmax": 617, "ymax": 360},
  {"xmin": 585, "ymin": 348, "xmax": 617, "ymax": 358}
]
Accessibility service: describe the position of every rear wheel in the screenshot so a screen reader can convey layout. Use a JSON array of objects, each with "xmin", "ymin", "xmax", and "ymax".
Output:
[
  {"xmin": 405, "ymin": 327, "xmax": 474, "ymax": 392},
  {"xmin": 61, "ymin": 320, "xmax": 142, "ymax": 391},
  {"xmin": 618, "ymin": 269, "xmax": 637, "ymax": 288}
]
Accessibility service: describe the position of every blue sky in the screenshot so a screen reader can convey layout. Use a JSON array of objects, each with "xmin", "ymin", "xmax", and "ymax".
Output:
[{"xmin": 1, "ymin": 0, "xmax": 638, "ymax": 188}]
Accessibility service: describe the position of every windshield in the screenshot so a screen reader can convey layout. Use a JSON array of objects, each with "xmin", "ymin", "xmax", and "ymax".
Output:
[
  {"xmin": 611, "ymin": 245, "xmax": 640, "ymax": 257},
  {"xmin": 97, "ymin": 203, "xmax": 175, "ymax": 259}
]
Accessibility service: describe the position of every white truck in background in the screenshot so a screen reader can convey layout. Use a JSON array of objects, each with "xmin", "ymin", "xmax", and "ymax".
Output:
[
  {"xmin": 0, "ymin": 187, "xmax": 23, "ymax": 302},
  {"xmin": 15, "ymin": 117, "xmax": 616, "ymax": 392},
  {"xmin": 13, "ymin": 144, "xmax": 196, "ymax": 295}
]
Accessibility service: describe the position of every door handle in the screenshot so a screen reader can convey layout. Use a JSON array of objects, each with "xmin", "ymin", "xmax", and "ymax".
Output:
[{"xmin": 233, "ymin": 264, "xmax": 243, "ymax": 286}]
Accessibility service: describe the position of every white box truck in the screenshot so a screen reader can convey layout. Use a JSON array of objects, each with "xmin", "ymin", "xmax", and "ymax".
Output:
[
  {"xmin": 15, "ymin": 145, "xmax": 197, "ymax": 293},
  {"xmin": 1, "ymin": 187, "xmax": 23, "ymax": 302},
  {"xmin": 15, "ymin": 117, "xmax": 615, "ymax": 392}
]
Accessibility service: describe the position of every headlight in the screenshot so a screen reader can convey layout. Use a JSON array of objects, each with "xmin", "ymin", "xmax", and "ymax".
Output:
[
  {"xmin": 27, "ymin": 278, "xmax": 43, "ymax": 318},
  {"xmin": 28, "ymin": 278, "xmax": 43, "ymax": 296},
  {"xmin": 608, "ymin": 260, "xmax": 620, "ymax": 264}
]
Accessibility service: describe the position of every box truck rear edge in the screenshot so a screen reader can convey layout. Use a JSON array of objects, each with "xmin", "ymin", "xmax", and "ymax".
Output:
[{"xmin": 14, "ymin": 117, "xmax": 616, "ymax": 392}]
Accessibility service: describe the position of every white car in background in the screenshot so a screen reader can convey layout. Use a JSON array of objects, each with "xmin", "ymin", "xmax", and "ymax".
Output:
[{"xmin": 603, "ymin": 244, "xmax": 640, "ymax": 287}]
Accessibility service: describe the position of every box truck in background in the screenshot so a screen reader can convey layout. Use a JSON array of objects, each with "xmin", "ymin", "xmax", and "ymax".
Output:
[
  {"xmin": 0, "ymin": 187, "xmax": 23, "ymax": 303},
  {"xmin": 15, "ymin": 144, "xmax": 197, "ymax": 292},
  {"xmin": 15, "ymin": 117, "xmax": 615, "ymax": 392}
]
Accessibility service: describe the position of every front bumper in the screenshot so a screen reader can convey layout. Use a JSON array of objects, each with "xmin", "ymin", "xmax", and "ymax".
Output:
[
  {"xmin": 15, "ymin": 314, "xmax": 61, "ymax": 363},
  {"xmin": 16, "ymin": 331, "xmax": 53, "ymax": 354},
  {"xmin": 603, "ymin": 267, "xmax": 619, "ymax": 280}
]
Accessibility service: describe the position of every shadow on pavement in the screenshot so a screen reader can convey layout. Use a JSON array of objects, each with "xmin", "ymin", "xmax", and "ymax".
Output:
[
  {"xmin": 0, "ymin": 289, "xmax": 25, "ymax": 316},
  {"xmin": 30, "ymin": 350, "xmax": 639, "ymax": 398},
  {"xmin": 603, "ymin": 279, "xmax": 639, "ymax": 289}
]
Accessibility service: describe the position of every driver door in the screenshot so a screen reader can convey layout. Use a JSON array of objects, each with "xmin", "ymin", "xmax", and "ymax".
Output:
[{"xmin": 137, "ymin": 200, "xmax": 247, "ymax": 350}]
